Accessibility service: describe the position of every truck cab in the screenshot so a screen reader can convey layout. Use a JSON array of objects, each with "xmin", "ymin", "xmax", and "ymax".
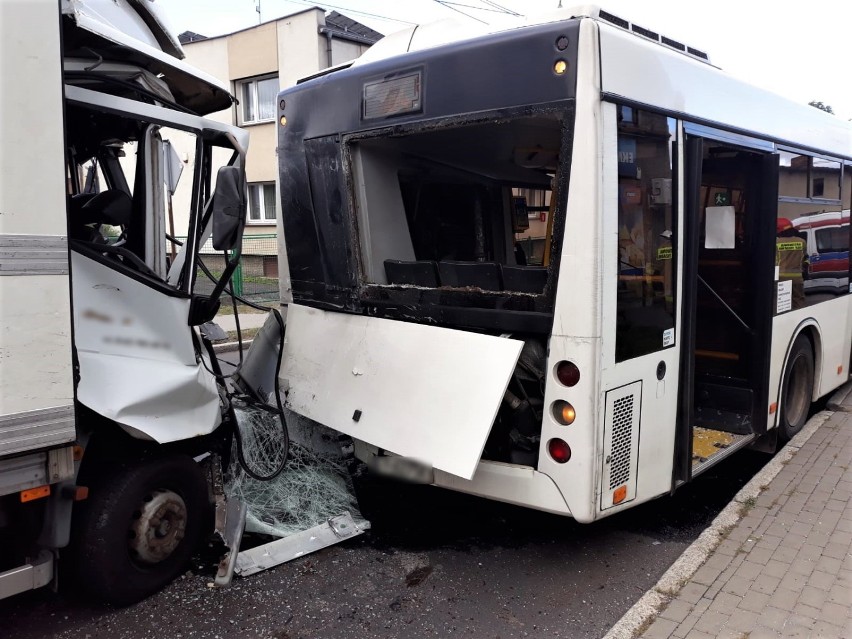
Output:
[{"xmin": 0, "ymin": 0, "xmax": 248, "ymax": 603}]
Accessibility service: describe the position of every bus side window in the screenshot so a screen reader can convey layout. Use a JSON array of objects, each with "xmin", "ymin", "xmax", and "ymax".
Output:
[
  {"xmin": 777, "ymin": 152, "xmax": 846, "ymax": 307},
  {"xmin": 615, "ymin": 108, "xmax": 677, "ymax": 363}
]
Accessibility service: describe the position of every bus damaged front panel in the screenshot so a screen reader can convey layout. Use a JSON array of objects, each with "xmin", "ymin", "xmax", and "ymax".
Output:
[{"xmin": 278, "ymin": 20, "xmax": 584, "ymax": 513}]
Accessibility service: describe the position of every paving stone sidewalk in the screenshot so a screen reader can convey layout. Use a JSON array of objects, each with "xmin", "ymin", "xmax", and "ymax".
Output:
[{"xmin": 638, "ymin": 410, "xmax": 852, "ymax": 638}]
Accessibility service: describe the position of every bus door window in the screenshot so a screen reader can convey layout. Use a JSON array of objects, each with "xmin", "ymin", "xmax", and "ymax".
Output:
[
  {"xmin": 615, "ymin": 107, "xmax": 677, "ymax": 363},
  {"xmin": 778, "ymin": 152, "xmax": 845, "ymax": 307},
  {"xmin": 693, "ymin": 144, "xmax": 762, "ymax": 380}
]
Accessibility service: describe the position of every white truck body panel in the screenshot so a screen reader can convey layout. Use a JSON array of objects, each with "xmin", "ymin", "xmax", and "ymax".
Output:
[
  {"xmin": 0, "ymin": 0, "xmax": 75, "ymax": 455},
  {"xmin": 280, "ymin": 304, "xmax": 523, "ymax": 480}
]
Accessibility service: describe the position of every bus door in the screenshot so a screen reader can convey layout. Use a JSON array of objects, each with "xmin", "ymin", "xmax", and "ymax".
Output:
[
  {"xmin": 676, "ymin": 126, "xmax": 778, "ymax": 483},
  {"xmin": 599, "ymin": 106, "xmax": 681, "ymax": 513}
]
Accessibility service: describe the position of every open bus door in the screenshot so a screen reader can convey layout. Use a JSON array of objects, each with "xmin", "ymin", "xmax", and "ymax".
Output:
[{"xmin": 675, "ymin": 127, "xmax": 778, "ymax": 485}]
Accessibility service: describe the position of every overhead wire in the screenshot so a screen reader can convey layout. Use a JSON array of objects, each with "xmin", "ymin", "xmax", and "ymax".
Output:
[
  {"xmin": 278, "ymin": 0, "xmax": 417, "ymax": 26},
  {"xmin": 431, "ymin": 0, "xmax": 487, "ymax": 23},
  {"xmin": 436, "ymin": 1, "xmax": 517, "ymax": 14},
  {"xmin": 480, "ymin": 0, "xmax": 522, "ymax": 16}
]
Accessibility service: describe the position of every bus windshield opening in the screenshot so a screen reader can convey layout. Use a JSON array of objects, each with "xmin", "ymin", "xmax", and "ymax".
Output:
[{"xmin": 348, "ymin": 110, "xmax": 570, "ymax": 301}]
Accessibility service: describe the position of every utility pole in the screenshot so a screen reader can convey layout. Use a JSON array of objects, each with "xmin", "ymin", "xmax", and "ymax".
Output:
[{"xmin": 255, "ymin": 0, "xmax": 261, "ymax": 24}]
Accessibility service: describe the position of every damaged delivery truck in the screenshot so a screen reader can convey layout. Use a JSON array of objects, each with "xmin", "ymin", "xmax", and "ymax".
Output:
[
  {"xmin": 0, "ymin": 0, "xmax": 269, "ymax": 603},
  {"xmin": 271, "ymin": 7, "xmax": 852, "ymax": 522}
]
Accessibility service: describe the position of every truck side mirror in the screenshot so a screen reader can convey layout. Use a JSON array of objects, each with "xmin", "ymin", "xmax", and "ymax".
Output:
[{"xmin": 211, "ymin": 166, "xmax": 246, "ymax": 251}]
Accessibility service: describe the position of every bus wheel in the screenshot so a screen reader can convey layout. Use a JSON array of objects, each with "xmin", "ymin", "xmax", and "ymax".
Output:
[
  {"xmin": 69, "ymin": 454, "xmax": 210, "ymax": 605},
  {"xmin": 778, "ymin": 334, "xmax": 814, "ymax": 443}
]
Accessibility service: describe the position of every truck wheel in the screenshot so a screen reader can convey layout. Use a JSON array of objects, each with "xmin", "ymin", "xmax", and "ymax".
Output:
[
  {"xmin": 69, "ymin": 454, "xmax": 210, "ymax": 605},
  {"xmin": 778, "ymin": 334, "xmax": 814, "ymax": 443}
]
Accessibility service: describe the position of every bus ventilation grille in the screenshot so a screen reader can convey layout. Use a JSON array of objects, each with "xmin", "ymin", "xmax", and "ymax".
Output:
[
  {"xmin": 592, "ymin": 8, "xmax": 712, "ymax": 64},
  {"xmin": 598, "ymin": 10, "xmax": 628, "ymax": 29},
  {"xmin": 630, "ymin": 24, "xmax": 660, "ymax": 42},
  {"xmin": 609, "ymin": 394, "xmax": 634, "ymax": 489},
  {"xmin": 661, "ymin": 36, "xmax": 686, "ymax": 52}
]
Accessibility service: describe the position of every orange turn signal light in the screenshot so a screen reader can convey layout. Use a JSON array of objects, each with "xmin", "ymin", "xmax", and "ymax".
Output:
[
  {"xmin": 552, "ymin": 400, "xmax": 576, "ymax": 425},
  {"xmin": 613, "ymin": 485, "xmax": 627, "ymax": 505},
  {"xmin": 20, "ymin": 485, "xmax": 50, "ymax": 503}
]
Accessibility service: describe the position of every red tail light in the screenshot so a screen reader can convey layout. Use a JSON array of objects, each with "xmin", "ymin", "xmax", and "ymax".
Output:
[
  {"xmin": 547, "ymin": 438, "xmax": 571, "ymax": 463},
  {"xmin": 556, "ymin": 361, "xmax": 580, "ymax": 387}
]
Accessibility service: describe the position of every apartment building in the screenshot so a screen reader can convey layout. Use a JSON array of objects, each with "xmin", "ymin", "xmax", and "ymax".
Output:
[{"xmin": 172, "ymin": 7, "xmax": 381, "ymax": 236}]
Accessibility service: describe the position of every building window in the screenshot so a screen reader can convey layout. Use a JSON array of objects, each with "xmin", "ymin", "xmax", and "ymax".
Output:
[
  {"xmin": 248, "ymin": 182, "xmax": 277, "ymax": 223},
  {"xmin": 238, "ymin": 75, "xmax": 278, "ymax": 124}
]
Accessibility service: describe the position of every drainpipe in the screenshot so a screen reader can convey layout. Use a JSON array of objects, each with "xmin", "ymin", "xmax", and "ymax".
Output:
[{"xmin": 324, "ymin": 30, "xmax": 333, "ymax": 68}]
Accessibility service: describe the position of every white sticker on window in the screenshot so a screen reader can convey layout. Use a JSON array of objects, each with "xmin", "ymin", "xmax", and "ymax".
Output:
[
  {"xmin": 777, "ymin": 280, "xmax": 792, "ymax": 313},
  {"xmin": 775, "ymin": 265, "xmax": 780, "ymax": 281},
  {"xmin": 705, "ymin": 206, "xmax": 736, "ymax": 249},
  {"xmin": 662, "ymin": 327, "xmax": 675, "ymax": 347}
]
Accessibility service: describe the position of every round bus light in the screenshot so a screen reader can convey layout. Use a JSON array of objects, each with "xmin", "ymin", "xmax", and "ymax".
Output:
[
  {"xmin": 554, "ymin": 59, "xmax": 569, "ymax": 75},
  {"xmin": 280, "ymin": 116, "xmax": 288, "ymax": 126},
  {"xmin": 548, "ymin": 438, "xmax": 571, "ymax": 463},
  {"xmin": 556, "ymin": 360, "xmax": 580, "ymax": 387},
  {"xmin": 552, "ymin": 400, "xmax": 576, "ymax": 425}
]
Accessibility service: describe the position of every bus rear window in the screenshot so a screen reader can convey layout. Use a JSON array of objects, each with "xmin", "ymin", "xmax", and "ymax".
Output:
[{"xmin": 348, "ymin": 111, "xmax": 569, "ymax": 296}]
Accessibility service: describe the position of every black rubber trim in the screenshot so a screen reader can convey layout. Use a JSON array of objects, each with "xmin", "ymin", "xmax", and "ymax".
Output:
[{"xmin": 71, "ymin": 240, "xmax": 190, "ymax": 299}]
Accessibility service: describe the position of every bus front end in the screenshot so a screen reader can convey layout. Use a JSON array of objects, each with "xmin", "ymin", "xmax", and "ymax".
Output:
[{"xmin": 277, "ymin": 14, "xmax": 611, "ymax": 522}]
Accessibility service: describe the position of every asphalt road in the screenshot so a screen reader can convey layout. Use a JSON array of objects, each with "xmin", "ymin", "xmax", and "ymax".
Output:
[
  {"xmin": 1, "ymin": 348, "xmax": 777, "ymax": 638},
  {"xmin": 1, "ymin": 446, "xmax": 769, "ymax": 639}
]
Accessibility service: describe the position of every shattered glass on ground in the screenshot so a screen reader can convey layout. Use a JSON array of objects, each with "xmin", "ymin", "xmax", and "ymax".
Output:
[{"xmin": 227, "ymin": 406, "xmax": 368, "ymax": 538}]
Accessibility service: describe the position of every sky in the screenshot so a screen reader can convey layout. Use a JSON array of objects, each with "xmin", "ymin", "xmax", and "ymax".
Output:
[{"xmin": 156, "ymin": 0, "xmax": 852, "ymax": 122}]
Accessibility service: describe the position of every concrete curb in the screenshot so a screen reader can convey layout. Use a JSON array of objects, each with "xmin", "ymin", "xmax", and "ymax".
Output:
[
  {"xmin": 602, "ymin": 392, "xmax": 844, "ymax": 639},
  {"xmin": 826, "ymin": 381, "xmax": 852, "ymax": 412},
  {"xmin": 213, "ymin": 339, "xmax": 253, "ymax": 354}
]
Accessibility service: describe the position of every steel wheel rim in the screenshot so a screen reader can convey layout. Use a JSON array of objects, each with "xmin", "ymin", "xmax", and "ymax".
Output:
[{"xmin": 128, "ymin": 489, "xmax": 188, "ymax": 565}]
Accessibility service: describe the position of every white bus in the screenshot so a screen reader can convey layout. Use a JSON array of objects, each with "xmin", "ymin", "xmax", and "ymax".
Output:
[{"xmin": 271, "ymin": 6, "xmax": 852, "ymax": 523}]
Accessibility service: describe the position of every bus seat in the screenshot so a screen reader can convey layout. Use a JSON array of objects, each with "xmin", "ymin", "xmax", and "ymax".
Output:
[
  {"xmin": 438, "ymin": 260, "xmax": 502, "ymax": 291},
  {"xmin": 501, "ymin": 265, "xmax": 547, "ymax": 294},
  {"xmin": 384, "ymin": 259, "xmax": 440, "ymax": 287}
]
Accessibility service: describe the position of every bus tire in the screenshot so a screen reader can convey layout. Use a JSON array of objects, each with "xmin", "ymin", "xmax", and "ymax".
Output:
[
  {"xmin": 778, "ymin": 334, "xmax": 814, "ymax": 443},
  {"xmin": 68, "ymin": 454, "xmax": 210, "ymax": 606}
]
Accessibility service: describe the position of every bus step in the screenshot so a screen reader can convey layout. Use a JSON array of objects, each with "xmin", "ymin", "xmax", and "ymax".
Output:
[
  {"xmin": 691, "ymin": 427, "xmax": 754, "ymax": 476},
  {"xmin": 694, "ymin": 406, "xmax": 752, "ymax": 435}
]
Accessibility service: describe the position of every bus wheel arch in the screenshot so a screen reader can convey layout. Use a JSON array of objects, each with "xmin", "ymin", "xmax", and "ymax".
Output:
[{"xmin": 777, "ymin": 324, "xmax": 820, "ymax": 443}]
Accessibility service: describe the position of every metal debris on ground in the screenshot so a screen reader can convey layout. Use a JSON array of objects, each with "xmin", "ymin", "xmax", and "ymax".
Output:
[{"xmin": 225, "ymin": 408, "xmax": 369, "ymax": 576}]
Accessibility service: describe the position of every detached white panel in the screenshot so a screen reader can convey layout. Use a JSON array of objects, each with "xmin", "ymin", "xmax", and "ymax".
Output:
[{"xmin": 281, "ymin": 305, "xmax": 522, "ymax": 479}]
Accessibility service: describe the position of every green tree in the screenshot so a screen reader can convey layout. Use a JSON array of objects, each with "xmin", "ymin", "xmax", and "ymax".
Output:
[{"xmin": 808, "ymin": 100, "xmax": 834, "ymax": 114}]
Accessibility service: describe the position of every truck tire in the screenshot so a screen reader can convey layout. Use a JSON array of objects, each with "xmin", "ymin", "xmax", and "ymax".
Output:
[
  {"xmin": 68, "ymin": 454, "xmax": 210, "ymax": 605},
  {"xmin": 778, "ymin": 334, "xmax": 814, "ymax": 443}
]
